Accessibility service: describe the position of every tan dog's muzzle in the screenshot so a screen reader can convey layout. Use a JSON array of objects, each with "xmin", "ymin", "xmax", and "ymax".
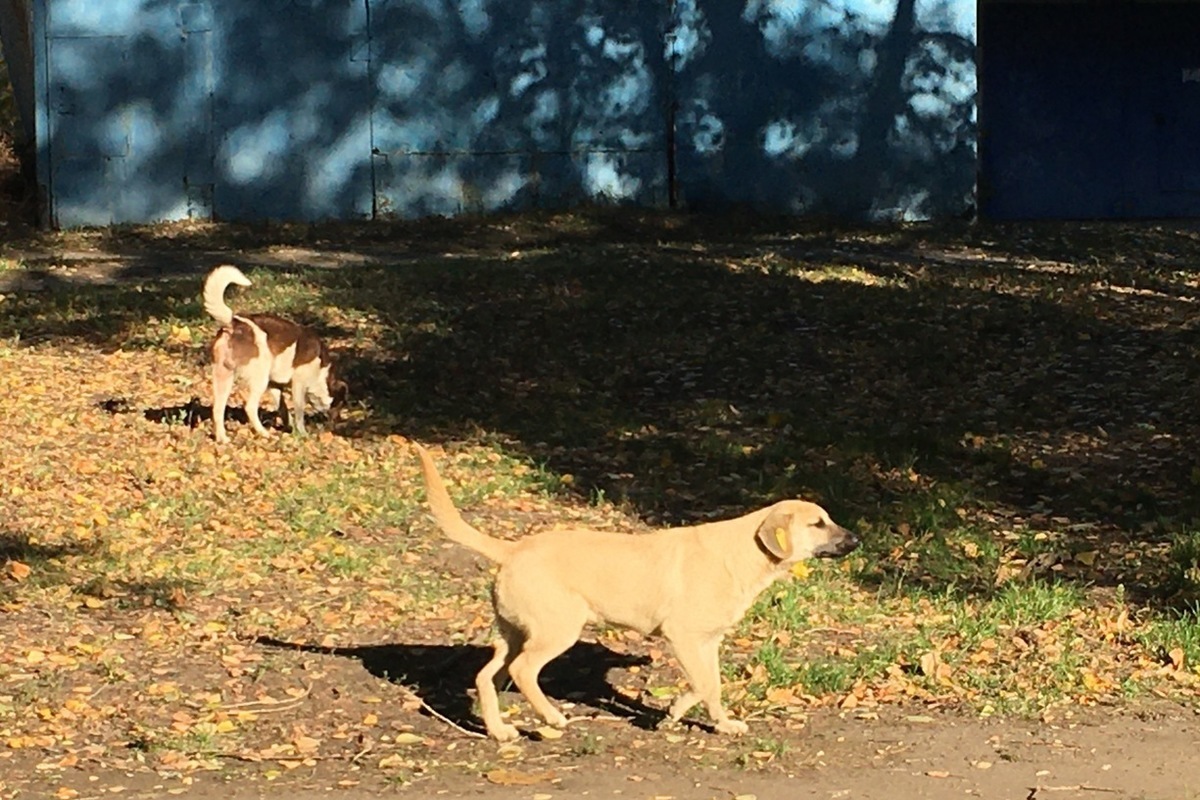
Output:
[{"xmin": 813, "ymin": 525, "xmax": 860, "ymax": 558}]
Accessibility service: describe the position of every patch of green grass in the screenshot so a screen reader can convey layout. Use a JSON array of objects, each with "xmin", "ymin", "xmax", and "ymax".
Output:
[
  {"xmin": 270, "ymin": 463, "xmax": 418, "ymax": 536},
  {"xmin": 1137, "ymin": 605, "xmax": 1200, "ymax": 671},
  {"xmin": 571, "ymin": 731, "xmax": 606, "ymax": 757},
  {"xmin": 734, "ymin": 736, "xmax": 790, "ymax": 769},
  {"xmin": 855, "ymin": 520, "xmax": 999, "ymax": 599},
  {"xmin": 793, "ymin": 658, "xmax": 857, "ymax": 696},
  {"xmin": 1162, "ymin": 531, "xmax": 1200, "ymax": 603},
  {"xmin": 989, "ymin": 580, "xmax": 1084, "ymax": 627}
]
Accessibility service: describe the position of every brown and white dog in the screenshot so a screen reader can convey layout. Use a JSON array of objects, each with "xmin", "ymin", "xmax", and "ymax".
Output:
[{"xmin": 203, "ymin": 265, "xmax": 346, "ymax": 443}]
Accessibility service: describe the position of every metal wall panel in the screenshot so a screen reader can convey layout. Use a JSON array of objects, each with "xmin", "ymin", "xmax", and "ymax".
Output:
[
  {"xmin": 39, "ymin": 0, "xmax": 215, "ymax": 226},
  {"xmin": 673, "ymin": 0, "xmax": 977, "ymax": 221},
  {"xmin": 35, "ymin": 0, "xmax": 979, "ymax": 226},
  {"xmin": 367, "ymin": 0, "xmax": 669, "ymax": 218},
  {"xmin": 211, "ymin": 0, "xmax": 372, "ymax": 221}
]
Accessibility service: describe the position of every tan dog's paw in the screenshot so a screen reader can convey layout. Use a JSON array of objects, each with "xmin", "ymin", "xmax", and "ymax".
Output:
[
  {"xmin": 715, "ymin": 719, "xmax": 749, "ymax": 736},
  {"xmin": 543, "ymin": 709, "xmax": 569, "ymax": 729},
  {"xmin": 490, "ymin": 723, "xmax": 521, "ymax": 743}
]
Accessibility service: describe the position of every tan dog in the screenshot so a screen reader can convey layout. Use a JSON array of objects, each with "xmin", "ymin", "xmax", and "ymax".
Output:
[
  {"xmin": 415, "ymin": 444, "xmax": 859, "ymax": 741},
  {"xmin": 203, "ymin": 265, "xmax": 347, "ymax": 443}
]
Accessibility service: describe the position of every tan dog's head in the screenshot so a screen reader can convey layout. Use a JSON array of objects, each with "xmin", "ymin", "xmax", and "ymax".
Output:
[{"xmin": 754, "ymin": 500, "xmax": 859, "ymax": 564}]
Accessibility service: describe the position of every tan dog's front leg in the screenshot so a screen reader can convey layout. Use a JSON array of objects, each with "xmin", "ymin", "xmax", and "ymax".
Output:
[{"xmin": 667, "ymin": 634, "xmax": 747, "ymax": 735}]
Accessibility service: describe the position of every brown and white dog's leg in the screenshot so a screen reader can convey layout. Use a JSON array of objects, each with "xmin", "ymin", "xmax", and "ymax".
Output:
[
  {"xmin": 289, "ymin": 379, "xmax": 308, "ymax": 436},
  {"xmin": 276, "ymin": 390, "xmax": 291, "ymax": 433},
  {"xmin": 212, "ymin": 362, "xmax": 235, "ymax": 444},
  {"xmin": 242, "ymin": 360, "xmax": 273, "ymax": 438},
  {"xmin": 265, "ymin": 387, "xmax": 288, "ymax": 431}
]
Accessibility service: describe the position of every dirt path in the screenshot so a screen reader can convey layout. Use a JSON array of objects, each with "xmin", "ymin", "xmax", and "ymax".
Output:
[
  {"xmin": 9, "ymin": 705, "xmax": 1195, "ymax": 800},
  {"xmin": 238, "ymin": 707, "xmax": 1200, "ymax": 800}
]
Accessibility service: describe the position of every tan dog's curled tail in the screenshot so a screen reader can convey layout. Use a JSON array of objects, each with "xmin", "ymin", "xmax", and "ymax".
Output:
[
  {"xmin": 203, "ymin": 265, "xmax": 252, "ymax": 328},
  {"xmin": 415, "ymin": 444, "xmax": 515, "ymax": 564}
]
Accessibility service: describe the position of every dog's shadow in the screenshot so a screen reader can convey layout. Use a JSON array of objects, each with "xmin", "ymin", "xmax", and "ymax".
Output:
[
  {"xmin": 98, "ymin": 396, "xmax": 321, "ymax": 434},
  {"xmin": 256, "ymin": 636, "xmax": 667, "ymax": 735}
]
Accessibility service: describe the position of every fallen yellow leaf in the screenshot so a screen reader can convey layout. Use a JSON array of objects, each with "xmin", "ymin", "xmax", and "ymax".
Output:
[{"xmin": 5, "ymin": 560, "xmax": 31, "ymax": 582}]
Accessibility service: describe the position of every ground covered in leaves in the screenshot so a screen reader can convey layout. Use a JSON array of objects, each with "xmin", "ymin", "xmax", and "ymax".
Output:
[{"xmin": 1, "ymin": 212, "xmax": 1199, "ymax": 798}]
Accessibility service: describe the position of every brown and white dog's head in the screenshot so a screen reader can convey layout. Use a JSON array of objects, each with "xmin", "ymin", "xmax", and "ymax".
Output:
[
  {"xmin": 315, "ymin": 355, "xmax": 350, "ymax": 422},
  {"xmin": 754, "ymin": 500, "xmax": 859, "ymax": 565}
]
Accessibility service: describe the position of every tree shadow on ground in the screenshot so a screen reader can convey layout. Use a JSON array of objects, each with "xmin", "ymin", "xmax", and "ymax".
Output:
[
  {"xmin": 0, "ymin": 528, "xmax": 107, "ymax": 601},
  {"xmin": 256, "ymin": 636, "xmax": 660, "ymax": 735},
  {"xmin": 7, "ymin": 212, "xmax": 1200, "ymax": 603}
]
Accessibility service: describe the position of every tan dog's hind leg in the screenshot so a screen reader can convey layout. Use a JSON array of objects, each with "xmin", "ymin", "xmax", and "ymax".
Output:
[
  {"xmin": 507, "ymin": 630, "xmax": 578, "ymax": 730},
  {"xmin": 475, "ymin": 620, "xmax": 523, "ymax": 742},
  {"xmin": 212, "ymin": 362, "xmax": 235, "ymax": 444},
  {"xmin": 666, "ymin": 634, "xmax": 748, "ymax": 735}
]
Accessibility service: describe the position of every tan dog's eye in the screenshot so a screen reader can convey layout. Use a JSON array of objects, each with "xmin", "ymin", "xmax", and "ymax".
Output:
[{"xmin": 814, "ymin": 519, "xmax": 827, "ymax": 528}]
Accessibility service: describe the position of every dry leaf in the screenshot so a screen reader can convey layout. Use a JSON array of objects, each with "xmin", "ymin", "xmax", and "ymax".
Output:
[
  {"xmin": 485, "ymin": 768, "xmax": 556, "ymax": 786},
  {"xmin": 5, "ymin": 560, "xmax": 31, "ymax": 582},
  {"xmin": 292, "ymin": 735, "xmax": 320, "ymax": 754}
]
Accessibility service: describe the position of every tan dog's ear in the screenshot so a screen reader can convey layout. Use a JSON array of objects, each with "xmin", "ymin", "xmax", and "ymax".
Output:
[{"xmin": 755, "ymin": 509, "xmax": 794, "ymax": 561}]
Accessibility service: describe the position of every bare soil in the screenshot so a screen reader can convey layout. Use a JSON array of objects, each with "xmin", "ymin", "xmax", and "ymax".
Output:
[{"xmin": 5, "ymin": 696, "xmax": 1197, "ymax": 799}]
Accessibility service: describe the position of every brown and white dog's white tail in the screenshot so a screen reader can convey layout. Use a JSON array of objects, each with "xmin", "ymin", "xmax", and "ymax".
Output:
[
  {"xmin": 203, "ymin": 265, "xmax": 252, "ymax": 328},
  {"xmin": 415, "ymin": 444, "xmax": 516, "ymax": 565}
]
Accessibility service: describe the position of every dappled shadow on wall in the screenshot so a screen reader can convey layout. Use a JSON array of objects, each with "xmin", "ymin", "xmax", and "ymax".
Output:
[
  {"xmin": 40, "ymin": 0, "xmax": 973, "ymax": 226},
  {"xmin": 671, "ymin": 0, "xmax": 976, "ymax": 220}
]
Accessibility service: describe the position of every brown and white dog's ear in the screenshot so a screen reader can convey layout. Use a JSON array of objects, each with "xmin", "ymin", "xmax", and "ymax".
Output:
[
  {"xmin": 328, "ymin": 378, "xmax": 349, "ymax": 422},
  {"xmin": 755, "ymin": 508, "xmax": 794, "ymax": 561}
]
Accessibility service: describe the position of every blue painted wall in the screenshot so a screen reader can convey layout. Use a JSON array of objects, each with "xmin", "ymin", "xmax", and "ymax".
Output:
[{"xmin": 34, "ymin": 0, "xmax": 977, "ymax": 227}]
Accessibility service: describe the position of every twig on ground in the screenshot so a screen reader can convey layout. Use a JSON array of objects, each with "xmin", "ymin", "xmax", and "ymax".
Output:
[
  {"xmin": 219, "ymin": 683, "xmax": 312, "ymax": 712},
  {"xmin": 401, "ymin": 686, "xmax": 487, "ymax": 739},
  {"xmin": 1026, "ymin": 785, "xmax": 1121, "ymax": 799}
]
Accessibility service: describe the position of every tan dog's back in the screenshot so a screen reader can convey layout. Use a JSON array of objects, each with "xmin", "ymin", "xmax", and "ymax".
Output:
[{"xmin": 498, "ymin": 520, "xmax": 779, "ymax": 637}]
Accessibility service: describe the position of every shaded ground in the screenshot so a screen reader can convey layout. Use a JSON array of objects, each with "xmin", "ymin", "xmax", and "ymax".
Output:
[{"xmin": 1, "ymin": 213, "xmax": 1199, "ymax": 799}]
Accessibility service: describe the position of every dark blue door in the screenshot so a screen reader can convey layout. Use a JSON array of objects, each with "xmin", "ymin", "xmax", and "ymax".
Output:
[{"xmin": 981, "ymin": 2, "xmax": 1200, "ymax": 219}]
